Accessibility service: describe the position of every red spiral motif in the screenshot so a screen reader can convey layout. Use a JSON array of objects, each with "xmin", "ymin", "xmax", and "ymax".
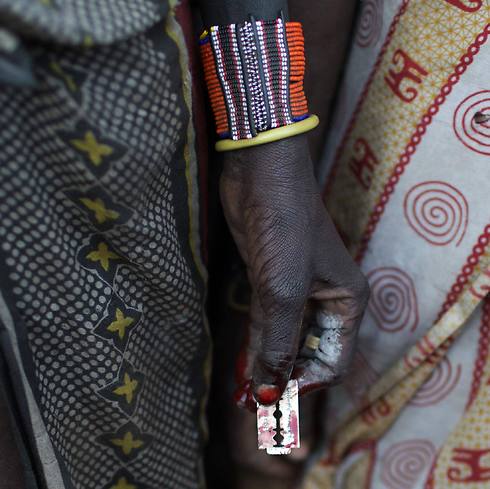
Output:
[
  {"xmin": 403, "ymin": 181, "xmax": 468, "ymax": 247},
  {"xmin": 453, "ymin": 90, "xmax": 490, "ymax": 155},
  {"xmin": 409, "ymin": 358, "xmax": 462, "ymax": 407},
  {"xmin": 367, "ymin": 267, "xmax": 419, "ymax": 333},
  {"xmin": 381, "ymin": 439, "xmax": 436, "ymax": 489},
  {"xmin": 356, "ymin": 0, "xmax": 384, "ymax": 48}
]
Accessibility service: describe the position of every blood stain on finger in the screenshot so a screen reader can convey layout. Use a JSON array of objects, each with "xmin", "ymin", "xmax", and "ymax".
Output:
[{"xmin": 255, "ymin": 385, "xmax": 281, "ymax": 405}]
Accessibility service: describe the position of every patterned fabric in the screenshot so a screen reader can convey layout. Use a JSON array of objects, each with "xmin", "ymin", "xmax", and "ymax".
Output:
[
  {"xmin": 199, "ymin": 19, "xmax": 308, "ymax": 140},
  {"xmin": 0, "ymin": 1, "xmax": 209, "ymax": 489},
  {"xmin": 304, "ymin": 1, "xmax": 490, "ymax": 488},
  {"xmin": 0, "ymin": 0, "xmax": 166, "ymax": 45}
]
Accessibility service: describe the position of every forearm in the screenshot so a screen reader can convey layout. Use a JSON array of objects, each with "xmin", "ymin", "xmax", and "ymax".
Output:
[
  {"xmin": 197, "ymin": 0, "xmax": 313, "ymax": 154},
  {"xmin": 197, "ymin": 0, "xmax": 288, "ymax": 26},
  {"xmin": 197, "ymin": 1, "xmax": 368, "ymax": 409},
  {"xmin": 196, "ymin": 0, "xmax": 355, "ymax": 162}
]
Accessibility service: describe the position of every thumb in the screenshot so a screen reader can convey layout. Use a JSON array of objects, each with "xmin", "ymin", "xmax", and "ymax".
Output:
[{"xmin": 251, "ymin": 288, "xmax": 306, "ymax": 406}]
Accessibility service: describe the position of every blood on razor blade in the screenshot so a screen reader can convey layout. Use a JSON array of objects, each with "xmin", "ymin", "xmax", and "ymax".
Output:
[{"xmin": 257, "ymin": 379, "xmax": 300, "ymax": 455}]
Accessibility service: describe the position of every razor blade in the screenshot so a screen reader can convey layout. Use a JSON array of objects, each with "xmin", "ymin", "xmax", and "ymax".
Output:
[{"xmin": 257, "ymin": 379, "xmax": 300, "ymax": 455}]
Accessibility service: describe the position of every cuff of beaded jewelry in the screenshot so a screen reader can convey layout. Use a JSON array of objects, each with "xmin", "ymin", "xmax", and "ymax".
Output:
[
  {"xmin": 200, "ymin": 17, "xmax": 317, "ymax": 148},
  {"xmin": 215, "ymin": 115, "xmax": 319, "ymax": 152}
]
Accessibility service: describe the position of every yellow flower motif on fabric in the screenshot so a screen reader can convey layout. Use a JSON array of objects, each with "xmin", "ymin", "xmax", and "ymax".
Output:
[
  {"xmin": 79, "ymin": 197, "xmax": 120, "ymax": 224},
  {"xmin": 98, "ymin": 361, "xmax": 144, "ymax": 417},
  {"xmin": 93, "ymin": 297, "xmax": 141, "ymax": 352},
  {"xmin": 71, "ymin": 131, "xmax": 114, "ymax": 166},
  {"xmin": 107, "ymin": 309, "xmax": 134, "ymax": 340},
  {"xmin": 86, "ymin": 242, "xmax": 119, "ymax": 271},
  {"xmin": 111, "ymin": 477, "xmax": 136, "ymax": 489},
  {"xmin": 97, "ymin": 421, "xmax": 152, "ymax": 462},
  {"xmin": 83, "ymin": 35, "xmax": 94, "ymax": 47},
  {"xmin": 49, "ymin": 61, "xmax": 76, "ymax": 91},
  {"xmin": 111, "ymin": 431, "xmax": 144, "ymax": 456},
  {"xmin": 113, "ymin": 373, "xmax": 139, "ymax": 404}
]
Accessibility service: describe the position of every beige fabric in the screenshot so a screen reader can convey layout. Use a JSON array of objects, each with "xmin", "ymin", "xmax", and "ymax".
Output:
[{"xmin": 306, "ymin": 1, "xmax": 490, "ymax": 487}]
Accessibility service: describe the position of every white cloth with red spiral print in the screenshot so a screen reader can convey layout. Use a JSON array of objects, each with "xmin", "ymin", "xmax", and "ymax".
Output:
[{"xmin": 306, "ymin": 1, "xmax": 490, "ymax": 488}]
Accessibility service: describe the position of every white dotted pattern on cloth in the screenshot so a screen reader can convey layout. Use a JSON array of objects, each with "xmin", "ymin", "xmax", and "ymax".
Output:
[
  {"xmin": 0, "ymin": 28, "xmax": 206, "ymax": 489},
  {"xmin": 0, "ymin": 0, "xmax": 166, "ymax": 46}
]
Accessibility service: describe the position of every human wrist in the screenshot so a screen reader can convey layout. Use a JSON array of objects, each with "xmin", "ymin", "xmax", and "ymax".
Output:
[{"xmin": 221, "ymin": 135, "xmax": 315, "ymax": 188}]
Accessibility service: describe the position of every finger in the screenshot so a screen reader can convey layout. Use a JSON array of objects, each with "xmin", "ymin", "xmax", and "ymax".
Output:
[
  {"xmin": 234, "ymin": 292, "xmax": 266, "ymax": 411},
  {"xmin": 293, "ymin": 226, "xmax": 370, "ymax": 396},
  {"xmin": 235, "ymin": 291, "xmax": 264, "ymax": 383},
  {"xmin": 234, "ymin": 293, "xmax": 313, "ymax": 410},
  {"xmin": 294, "ymin": 307, "xmax": 360, "ymax": 396},
  {"xmin": 294, "ymin": 358, "xmax": 336, "ymax": 396},
  {"xmin": 251, "ymin": 285, "xmax": 307, "ymax": 406}
]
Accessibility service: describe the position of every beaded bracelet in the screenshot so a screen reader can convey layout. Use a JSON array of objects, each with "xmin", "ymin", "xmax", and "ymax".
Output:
[{"xmin": 200, "ymin": 17, "xmax": 319, "ymax": 152}]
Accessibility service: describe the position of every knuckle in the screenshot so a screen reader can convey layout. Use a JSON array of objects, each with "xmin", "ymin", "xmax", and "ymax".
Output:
[
  {"xmin": 255, "ymin": 351, "xmax": 294, "ymax": 383},
  {"xmin": 260, "ymin": 278, "xmax": 307, "ymax": 314},
  {"xmin": 258, "ymin": 350, "xmax": 294, "ymax": 375}
]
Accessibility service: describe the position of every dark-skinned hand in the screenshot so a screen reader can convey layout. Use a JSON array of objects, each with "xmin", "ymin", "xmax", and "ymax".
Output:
[{"xmin": 220, "ymin": 134, "xmax": 370, "ymax": 410}]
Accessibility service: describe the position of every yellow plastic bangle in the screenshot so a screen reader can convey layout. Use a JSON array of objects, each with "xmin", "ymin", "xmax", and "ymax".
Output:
[{"xmin": 215, "ymin": 115, "xmax": 320, "ymax": 152}]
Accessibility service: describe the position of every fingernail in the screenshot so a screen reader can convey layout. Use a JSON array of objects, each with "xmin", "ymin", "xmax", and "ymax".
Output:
[{"xmin": 254, "ymin": 384, "xmax": 281, "ymax": 405}]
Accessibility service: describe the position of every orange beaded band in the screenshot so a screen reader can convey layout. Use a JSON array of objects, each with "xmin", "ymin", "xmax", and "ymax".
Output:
[{"xmin": 199, "ymin": 18, "xmax": 311, "ymax": 142}]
